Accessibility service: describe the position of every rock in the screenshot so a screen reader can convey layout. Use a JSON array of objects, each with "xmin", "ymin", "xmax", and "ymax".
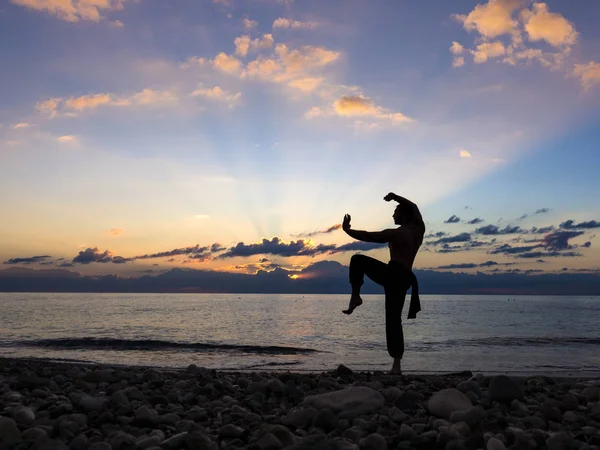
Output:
[
  {"xmin": 33, "ymin": 439, "xmax": 71, "ymax": 450},
  {"xmin": 75, "ymin": 394, "xmax": 109, "ymax": 412},
  {"xmin": 487, "ymin": 376, "xmax": 523, "ymax": 402},
  {"xmin": 541, "ymin": 404, "xmax": 562, "ymax": 422},
  {"xmin": 135, "ymin": 406, "xmax": 156, "ymax": 425},
  {"xmin": 457, "ymin": 380, "xmax": 482, "ymax": 398},
  {"xmin": 89, "ymin": 443, "xmax": 112, "ymax": 450},
  {"xmin": 22, "ymin": 427, "xmax": 48, "ymax": 441},
  {"xmin": 428, "ymin": 388, "xmax": 473, "ymax": 419},
  {"xmin": 381, "ymin": 387, "xmax": 402, "ymax": 404},
  {"xmin": 0, "ymin": 417, "xmax": 22, "ymax": 444},
  {"xmin": 398, "ymin": 424, "xmax": 415, "ymax": 440},
  {"xmin": 258, "ymin": 433, "xmax": 283, "ymax": 450},
  {"xmin": 13, "ymin": 406, "xmax": 36, "ymax": 425},
  {"xmin": 218, "ymin": 424, "xmax": 244, "ymax": 438},
  {"xmin": 283, "ymin": 408, "xmax": 317, "ymax": 429},
  {"xmin": 450, "ymin": 406, "xmax": 483, "ymax": 428},
  {"xmin": 304, "ymin": 387, "xmax": 384, "ymax": 419},
  {"xmin": 263, "ymin": 425, "xmax": 295, "ymax": 447},
  {"xmin": 312, "ymin": 409, "xmax": 337, "ymax": 432},
  {"xmin": 266, "ymin": 378, "xmax": 285, "ymax": 394},
  {"xmin": 136, "ymin": 436, "xmax": 162, "ymax": 450},
  {"xmin": 560, "ymin": 394, "xmax": 578, "ymax": 410},
  {"xmin": 487, "ymin": 437, "xmax": 507, "ymax": 450},
  {"xmin": 546, "ymin": 433, "xmax": 571, "ymax": 450},
  {"xmin": 70, "ymin": 434, "xmax": 88, "ymax": 450},
  {"xmin": 336, "ymin": 365, "xmax": 354, "ymax": 376},
  {"xmin": 389, "ymin": 407, "xmax": 408, "ymax": 424},
  {"xmin": 2, "ymin": 391, "xmax": 23, "ymax": 403},
  {"xmin": 583, "ymin": 386, "xmax": 600, "ymax": 401},
  {"xmin": 160, "ymin": 432, "xmax": 188, "ymax": 450},
  {"xmin": 108, "ymin": 432, "xmax": 137, "ymax": 450},
  {"xmin": 111, "ymin": 390, "xmax": 130, "ymax": 407},
  {"xmin": 150, "ymin": 431, "xmax": 165, "ymax": 442},
  {"xmin": 359, "ymin": 433, "xmax": 387, "ymax": 450},
  {"xmin": 186, "ymin": 431, "xmax": 217, "ymax": 450}
]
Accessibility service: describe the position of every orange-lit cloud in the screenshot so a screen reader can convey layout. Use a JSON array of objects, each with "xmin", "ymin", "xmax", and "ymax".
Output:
[
  {"xmin": 234, "ymin": 34, "xmax": 274, "ymax": 57},
  {"xmin": 212, "ymin": 52, "xmax": 244, "ymax": 75},
  {"xmin": 190, "ymin": 85, "xmax": 241, "ymax": 106},
  {"xmin": 109, "ymin": 228, "xmax": 124, "ymax": 236},
  {"xmin": 36, "ymin": 89, "xmax": 177, "ymax": 116},
  {"xmin": 520, "ymin": 3, "xmax": 577, "ymax": 47},
  {"xmin": 11, "ymin": 0, "xmax": 128, "ymax": 23},
  {"xmin": 572, "ymin": 62, "xmax": 600, "ymax": 90},
  {"xmin": 452, "ymin": 0, "xmax": 522, "ymax": 40},
  {"xmin": 57, "ymin": 135, "xmax": 76, "ymax": 143},
  {"xmin": 471, "ymin": 41, "xmax": 506, "ymax": 63},
  {"xmin": 12, "ymin": 123, "xmax": 31, "ymax": 129},
  {"xmin": 243, "ymin": 18, "xmax": 258, "ymax": 29},
  {"xmin": 460, "ymin": 149, "xmax": 473, "ymax": 158}
]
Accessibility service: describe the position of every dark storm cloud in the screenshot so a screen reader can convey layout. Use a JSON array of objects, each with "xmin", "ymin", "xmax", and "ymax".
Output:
[
  {"xmin": 534, "ymin": 208, "xmax": 550, "ymax": 215},
  {"xmin": 218, "ymin": 237, "xmax": 335, "ymax": 259},
  {"xmin": 560, "ymin": 220, "xmax": 600, "ymax": 230},
  {"xmin": 134, "ymin": 244, "xmax": 211, "ymax": 260},
  {"xmin": 432, "ymin": 233, "xmax": 472, "ymax": 245},
  {"xmin": 211, "ymin": 243, "xmax": 226, "ymax": 253},
  {"xmin": 475, "ymin": 225, "xmax": 522, "ymax": 235},
  {"xmin": 516, "ymin": 251, "xmax": 582, "ymax": 259},
  {"xmin": 3, "ymin": 255, "xmax": 52, "ymax": 265},
  {"xmin": 330, "ymin": 242, "xmax": 387, "ymax": 253},
  {"xmin": 530, "ymin": 226, "xmax": 555, "ymax": 234},
  {"xmin": 583, "ymin": 241, "xmax": 592, "ymax": 248},
  {"xmin": 425, "ymin": 231, "xmax": 447, "ymax": 239},
  {"xmin": 72, "ymin": 248, "xmax": 131, "ymax": 264},
  {"xmin": 294, "ymin": 224, "xmax": 342, "ymax": 238},
  {"xmin": 467, "ymin": 218, "xmax": 484, "ymax": 224},
  {"xmin": 490, "ymin": 244, "xmax": 542, "ymax": 255},
  {"xmin": 437, "ymin": 263, "xmax": 478, "ymax": 269},
  {"xmin": 543, "ymin": 230, "xmax": 584, "ymax": 250},
  {"xmin": 444, "ymin": 215, "xmax": 461, "ymax": 224}
]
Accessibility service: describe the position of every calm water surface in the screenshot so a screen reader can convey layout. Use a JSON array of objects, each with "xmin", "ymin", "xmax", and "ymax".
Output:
[{"xmin": 1, "ymin": 293, "xmax": 599, "ymax": 375}]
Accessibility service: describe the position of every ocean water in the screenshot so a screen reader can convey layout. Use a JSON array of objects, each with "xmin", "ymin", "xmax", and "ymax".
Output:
[{"xmin": 1, "ymin": 293, "xmax": 599, "ymax": 375}]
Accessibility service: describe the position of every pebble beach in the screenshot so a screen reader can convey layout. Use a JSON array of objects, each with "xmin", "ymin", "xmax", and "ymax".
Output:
[{"xmin": 1, "ymin": 358, "xmax": 599, "ymax": 450}]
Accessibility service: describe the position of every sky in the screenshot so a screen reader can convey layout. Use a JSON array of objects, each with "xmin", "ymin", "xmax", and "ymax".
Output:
[{"xmin": 1, "ymin": 0, "xmax": 600, "ymax": 291}]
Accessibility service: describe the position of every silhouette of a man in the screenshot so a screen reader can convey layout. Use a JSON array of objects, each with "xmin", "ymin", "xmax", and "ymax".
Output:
[{"xmin": 342, "ymin": 192, "xmax": 425, "ymax": 374}]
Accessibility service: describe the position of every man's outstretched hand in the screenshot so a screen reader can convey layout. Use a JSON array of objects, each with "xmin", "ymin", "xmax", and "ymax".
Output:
[
  {"xmin": 342, "ymin": 214, "xmax": 351, "ymax": 232},
  {"xmin": 384, "ymin": 192, "xmax": 399, "ymax": 202}
]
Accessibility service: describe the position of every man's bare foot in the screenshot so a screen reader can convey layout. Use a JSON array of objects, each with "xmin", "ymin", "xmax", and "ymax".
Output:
[
  {"xmin": 342, "ymin": 295, "xmax": 363, "ymax": 315},
  {"xmin": 389, "ymin": 358, "xmax": 402, "ymax": 375}
]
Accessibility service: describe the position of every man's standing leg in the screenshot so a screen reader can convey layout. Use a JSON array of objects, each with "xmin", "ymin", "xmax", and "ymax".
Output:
[{"xmin": 385, "ymin": 286, "xmax": 406, "ymax": 374}]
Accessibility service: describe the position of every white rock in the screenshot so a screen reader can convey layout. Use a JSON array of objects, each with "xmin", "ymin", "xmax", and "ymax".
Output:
[
  {"xmin": 428, "ymin": 388, "xmax": 473, "ymax": 419},
  {"xmin": 303, "ymin": 387, "xmax": 384, "ymax": 419}
]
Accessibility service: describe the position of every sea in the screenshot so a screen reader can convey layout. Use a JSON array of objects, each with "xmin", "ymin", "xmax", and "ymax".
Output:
[{"xmin": 1, "ymin": 293, "xmax": 599, "ymax": 376}]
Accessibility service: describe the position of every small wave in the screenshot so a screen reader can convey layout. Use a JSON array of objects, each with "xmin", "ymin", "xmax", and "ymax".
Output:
[
  {"xmin": 414, "ymin": 336, "xmax": 600, "ymax": 349},
  {"xmin": 18, "ymin": 338, "xmax": 320, "ymax": 355}
]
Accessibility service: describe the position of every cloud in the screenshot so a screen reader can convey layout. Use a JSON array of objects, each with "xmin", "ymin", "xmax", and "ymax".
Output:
[
  {"xmin": 219, "ymin": 237, "xmax": 334, "ymax": 259},
  {"xmin": 294, "ymin": 224, "xmax": 342, "ymax": 238},
  {"xmin": 475, "ymin": 224, "xmax": 522, "ymax": 235},
  {"xmin": 520, "ymin": 2, "xmax": 577, "ymax": 47},
  {"xmin": 57, "ymin": 135, "xmax": 76, "ymax": 143},
  {"xmin": 190, "ymin": 85, "xmax": 241, "ymax": 106},
  {"xmin": 11, "ymin": 0, "xmax": 128, "ymax": 23},
  {"xmin": 213, "ymin": 52, "xmax": 245, "ymax": 75},
  {"xmin": 450, "ymin": 1, "xmax": 579, "ymax": 74},
  {"xmin": 109, "ymin": 228, "xmax": 123, "ymax": 236},
  {"xmin": 287, "ymin": 77, "xmax": 323, "ymax": 92},
  {"xmin": 560, "ymin": 220, "xmax": 600, "ymax": 230},
  {"xmin": 452, "ymin": 0, "xmax": 521, "ymax": 40},
  {"xmin": 432, "ymin": 233, "xmax": 472, "ymax": 245},
  {"xmin": 583, "ymin": 241, "xmax": 592, "ymax": 248},
  {"xmin": 530, "ymin": 225, "xmax": 554, "ymax": 234},
  {"xmin": 134, "ymin": 244, "xmax": 214, "ymax": 261},
  {"xmin": 332, "ymin": 96, "xmax": 412, "ymax": 123},
  {"xmin": 459, "ymin": 149, "xmax": 472, "ymax": 158},
  {"xmin": 243, "ymin": 18, "xmax": 258, "ymax": 29},
  {"xmin": 234, "ymin": 34, "xmax": 274, "ymax": 57},
  {"xmin": 516, "ymin": 251, "xmax": 581, "ymax": 259},
  {"xmin": 272, "ymin": 18, "xmax": 319, "ymax": 30},
  {"xmin": 572, "ymin": 62, "xmax": 600, "ymax": 90},
  {"xmin": 534, "ymin": 208, "xmax": 550, "ymax": 214},
  {"xmin": 329, "ymin": 242, "xmax": 386, "ymax": 254},
  {"xmin": 4, "ymin": 255, "xmax": 52, "ymax": 265},
  {"xmin": 12, "ymin": 123, "xmax": 31, "ymax": 129},
  {"xmin": 471, "ymin": 41, "xmax": 506, "ymax": 63},
  {"xmin": 444, "ymin": 215, "xmax": 461, "ymax": 224},
  {"xmin": 36, "ymin": 89, "xmax": 177, "ymax": 117},
  {"xmin": 468, "ymin": 218, "xmax": 484, "ymax": 224},
  {"xmin": 437, "ymin": 263, "xmax": 478, "ymax": 270},
  {"xmin": 73, "ymin": 247, "xmax": 130, "ymax": 264},
  {"xmin": 543, "ymin": 230, "xmax": 584, "ymax": 250}
]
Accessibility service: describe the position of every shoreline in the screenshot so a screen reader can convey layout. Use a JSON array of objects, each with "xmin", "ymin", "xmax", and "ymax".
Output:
[
  {"xmin": 1, "ymin": 357, "xmax": 599, "ymax": 449},
  {"xmin": 3, "ymin": 356, "xmax": 600, "ymax": 380}
]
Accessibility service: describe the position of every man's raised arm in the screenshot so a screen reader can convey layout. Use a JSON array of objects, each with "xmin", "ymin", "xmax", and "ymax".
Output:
[{"xmin": 342, "ymin": 214, "xmax": 394, "ymax": 243}]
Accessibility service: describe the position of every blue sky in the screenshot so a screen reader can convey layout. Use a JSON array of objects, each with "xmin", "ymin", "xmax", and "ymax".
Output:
[{"xmin": 1, "ymin": 0, "xmax": 599, "ymax": 280}]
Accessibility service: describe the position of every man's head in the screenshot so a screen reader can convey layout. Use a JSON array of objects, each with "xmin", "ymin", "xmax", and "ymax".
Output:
[{"xmin": 393, "ymin": 204, "xmax": 416, "ymax": 225}]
